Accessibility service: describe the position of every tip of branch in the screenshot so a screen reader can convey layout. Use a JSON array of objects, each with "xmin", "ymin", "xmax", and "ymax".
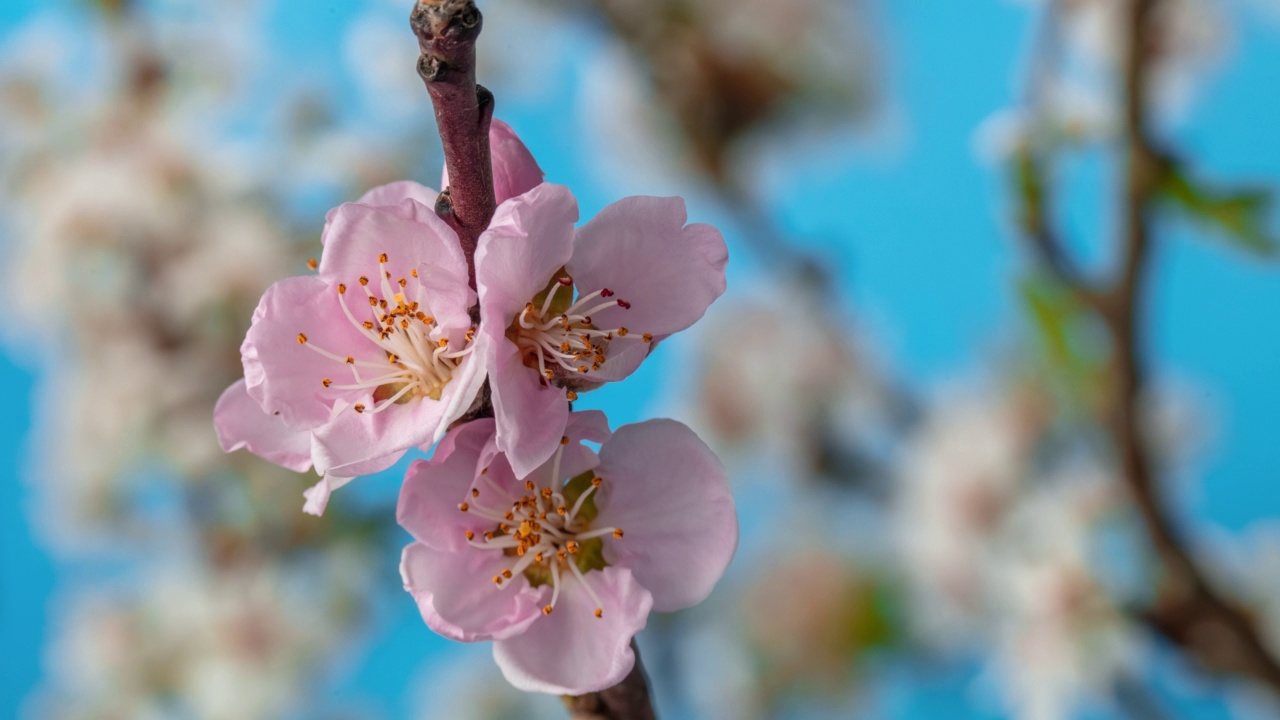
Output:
[{"xmin": 411, "ymin": 0, "xmax": 482, "ymax": 45}]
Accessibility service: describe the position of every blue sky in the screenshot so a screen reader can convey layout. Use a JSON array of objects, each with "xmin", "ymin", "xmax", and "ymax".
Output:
[{"xmin": 2, "ymin": 0, "xmax": 1279, "ymax": 717}]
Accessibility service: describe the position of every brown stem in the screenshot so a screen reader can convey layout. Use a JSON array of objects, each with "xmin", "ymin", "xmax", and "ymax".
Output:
[
  {"xmin": 1107, "ymin": 0, "xmax": 1280, "ymax": 690},
  {"xmin": 411, "ymin": 0, "xmax": 496, "ymax": 289},
  {"xmin": 562, "ymin": 643, "xmax": 658, "ymax": 720}
]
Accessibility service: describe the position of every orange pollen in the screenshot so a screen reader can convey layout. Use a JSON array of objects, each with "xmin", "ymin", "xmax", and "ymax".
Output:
[
  {"xmin": 566, "ymin": 391, "xmax": 579, "ymax": 401},
  {"xmin": 359, "ymin": 276, "xmax": 369, "ymax": 286},
  {"xmin": 344, "ymin": 356, "xmax": 354, "ymax": 364},
  {"xmin": 368, "ymin": 297, "xmax": 379, "ymax": 307},
  {"xmin": 542, "ymin": 606, "xmax": 553, "ymax": 615},
  {"xmin": 378, "ymin": 253, "xmax": 389, "ymax": 263},
  {"xmin": 296, "ymin": 333, "xmax": 308, "ymax": 344},
  {"xmin": 594, "ymin": 609, "xmax": 603, "ymax": 619},
  {"xmin": 471, "ymin": 488, "xmax": 480, "ymax": 498},
  {"xmin": 307, "ymin": 258, "xmax": 318, "ymax": 270},
  {"xmin": 465, "ymin": 530, "xmax": 475, "ymax": 540},
  {"xmin": 613, "ymin": 529, "xmax": 624, "ymax": 539},
  {"xmin": 502, "ymin": 569, "xmax": 513, "ymax": 579},
  {"xmin": 591, "ymin": 477, "xmax": 603, "ymax": 487},
  {"xmin": 493, "ymin": 576, "xmax": 503, "ymax": 585},
  {"xmin": 525, "ymin": 480, "xmax": 536, "ymax": 491},
  {"xmin": 617, "ymin": 327, "xmax": 629, "ymax": 336},
  {"xmin": 398, "ymin": 278, "xmax": 407, "ymax": 288},
  {"xmin": 643, "ymin": 333, "xmax": 654, "ymax": 343},
  {"xmin": 388, "ymin": 354, "xmax": 399, "ymax": 364},
  {"xmin": 560, "ymin": 436, "xmax": 570, "ymax": 446},
  {"xmin": 411, "ymin": 268, "xmax": 419, "ymax": 278},
  {"xmin": 458, "ymin": 503, "xmax": 469, "ymax": 512},
  {"xmin": 437, "ymin": 338, "xmax": 449, "ymax": 348},
  {"xmin": 322, "ymin": 378, "xmax": 332, "ymax": 388},
  {"xmin": 363, "ymin": 321, "xmax": 375, "ymax": 330},
  {"xmin": 354, "ymin": 404, "xmax": 366, "ymax": 413}
]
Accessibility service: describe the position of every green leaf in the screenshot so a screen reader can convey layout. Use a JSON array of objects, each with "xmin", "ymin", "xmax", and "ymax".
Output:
[{"xmin": 1158, "ymin": 163, "xmax": 1278, "ymax": 257}]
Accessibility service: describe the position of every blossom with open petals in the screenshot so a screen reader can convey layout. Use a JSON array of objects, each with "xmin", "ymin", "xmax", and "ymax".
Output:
[
  {"xmin": 473, "ymin": 128, "xmax": 728, "ymax": 477},
  {"xmin": 215, "ymin": 182, "xmax": 486, "ymax": 514},
  {"xmin": 397, "ymin": 411, "xmax": 738, "ymax": 694}
]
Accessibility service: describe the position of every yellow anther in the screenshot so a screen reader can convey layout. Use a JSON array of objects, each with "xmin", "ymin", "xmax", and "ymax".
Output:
[
  {"xmin": 542, "ymin": 605, "xmax": 553, "ymax": 615},
  {"xmin": 297, "ymin": 333, "xmax": 308, "ymax": 344},
  {"xmin": 378, "ymin": 252, "xmax": 388, "ymax": 263},
  {"xmin": 613, "ymin": 529, "xmax": 624, "ymax": 539},
  {"xmin": 617, "ymin": 327, "xmax": 629, "ymax": 336},
  {"xmin": 388, "ymin": 354, "xmax": 399, "ymax": 364},
  {"xmin": 594, "ymin": 609, "xmax": 603, "ymax": 619},
  {"xmin": 438, "ymin": 338, "xmax": 449, "ymax": 348},
  {"xmin": 411, "ymin": 268, "xmax": 419, "ymax": 278},
  {"xmin": 337, "ymin": 283, "xmax": 347, "ymax": 294},
  {"xmin": 464, "ymin": 530, "xmax": 475, "ymax": 540},
  {"xmin": 566, "ymin": 391, "xmax": 579, "ymax": 401}
]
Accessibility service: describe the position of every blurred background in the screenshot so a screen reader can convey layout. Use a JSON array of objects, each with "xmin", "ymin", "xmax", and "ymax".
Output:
[{"xmin": 3, "ymin": 0, "xmax": 1280, "ymax": 718}]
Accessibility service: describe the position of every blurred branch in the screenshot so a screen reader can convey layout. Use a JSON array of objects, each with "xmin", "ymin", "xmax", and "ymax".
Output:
[
  {"xmin": 562, "ymin": 643, "xmax": 658, "ymax": 720},
  {"xmin": 1020, "ymin": 0, "xmax": 1280, "ymax": 692},
  {"xmin": 411, "ymin": 0, "xmax": 495, "ymax": 289}
]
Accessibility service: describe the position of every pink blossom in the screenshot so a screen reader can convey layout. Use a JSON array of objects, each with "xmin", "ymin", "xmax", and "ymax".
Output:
[
  {"xmin": 397, "ymin": 411, "xmax": 738, "ymax": 695},
  {"xmin": 473, "ymin": 128, "xmax": 728, "ymax": 477},
  {"xmin": 214, "ymin": 181, "xmax": 486, "ymax": 515}
]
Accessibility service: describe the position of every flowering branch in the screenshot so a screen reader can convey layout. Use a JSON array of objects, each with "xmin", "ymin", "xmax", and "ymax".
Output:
[
  {"xmin": 411, "ymin": 0, "xmax": 496, "ymax": 289},
  {"xmin": 406, "ymin": 3, "xmax": 666, "ymax": 717},
  {"xmin": 562, "ymin": 643, "xmax": 658, "ymax": 720},
  {"xmin": 1018, "ymin": 0, "xmax": 1280, "ymax": 691}
]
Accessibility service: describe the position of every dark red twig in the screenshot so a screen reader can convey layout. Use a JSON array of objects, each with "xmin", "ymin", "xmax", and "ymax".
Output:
[{"xmin": 411, "ymin": 0, "xmax": 496, "ymax": 289}]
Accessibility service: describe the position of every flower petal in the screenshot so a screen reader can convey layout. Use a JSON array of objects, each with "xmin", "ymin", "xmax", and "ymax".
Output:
[
  {"xmin": 477, "ymin": 183, "xmax": 579, "ymax": 321},
  {"xmin": 302, "ymin": 474, "xmax": 354, "ymax": 516},
  {"xmin": 242, "ymin": 275, "xmax": 381, "ymax": 429},
  {"xmin": 493, "ymin": 566, "xmax": 652, "ymax": 695},
  {"xmin": 323, "ymin": 181, "xmax": 440, "ymax": 238},
  {"xmin": 402, "ymin": 541, "xmax": 547, "ymax": 642},
  {"xmin": 594, "ymin": 419, "xmax": 737, "ymax": 612},
  {"xmin": 213, "ymin": 380, "xmax": 313, "ymax": 472},
  {"xmin": 320, "ymin": 201, "xmax": 474, "ymax": 333},
  {"xmin": 442, "ymin": 119, "xmax": 544, "ymax": 205},
  {"xmin": 398, "ymin": 421, "xmax": 497, "ymax": 551},
  {"xmin": 354, "ymin": 180, "xmax": 440, "ymax": 209},
  {"xmin": 487, "ymin": 335, "xmax": 568, "ymax": 480},
  {"xmin": 568, "ymin": 196, "xmax": 727, "ymax": 338},
  {"xmin": 309, "ymin": 386, "xmax": 449, "ymax": 477}
]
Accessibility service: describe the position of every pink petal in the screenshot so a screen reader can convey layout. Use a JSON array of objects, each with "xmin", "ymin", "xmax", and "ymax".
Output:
[
  {"xmin": 493, "ymin": 566, "xmax": 653, "ymax": 695},
  {"xmin": 302, "ymin": 474, "xmax": 354, "ymax": 516},
  {"xmin": 309, "ymin": 386, "xmax": 451, "ymax": 477},
  {"xmin": 398, "ymin": 421, "xmax": 496, "ymax": 551},
  {"xmin": 401, "ymin": 541, "xmax": 547, "ymax": 642},
  {"xmin": 213, "ymin": 380, "xmax": 313, "ymax": 472},
  {"xmin": 476, "ymin": 183, "xmax": 579, "ymax": 321},
  {"xmin": 568, "ymin": 196, "xmax": 727, "ymax": 338},
  {"xmin": 594, "ymin": 420, "xmax": 737, "ymax": 612},
  {"xmin": 475, "ymin": 409, "xmax": 612, "ymax": 492},
  {"xmin": 442, "ymin": 119, "xmax": 544, "ymax": 205},
  {"xmin": 354, "ymin": 180, "xmax": 440, "ymax": 208},
  {"xmin": 319, "ymin": 202, "xmax": 473, "ymax": 333},
  {"xmin": 322, "ymin": 181, "xmax": 440, "ymax": 239},
  {"xmin": 242, "ymin": 275, "xmax": 382, "ymax": 430},
  {"xmin": 486, "ymin": 333, "xmax": 569, "ymax": 480}
]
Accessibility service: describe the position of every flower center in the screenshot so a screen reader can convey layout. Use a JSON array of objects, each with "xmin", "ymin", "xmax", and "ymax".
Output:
[
  {"xmin": 459, "ymin": 438, "xmax": 623, "ymax": 619},
  {"xmin": 296, "ymin": 252, "xmax": 474, "ymax": 415},
  {"xmin": 509, "ymin": 274, "xmax": 650, "ymax": 394}
]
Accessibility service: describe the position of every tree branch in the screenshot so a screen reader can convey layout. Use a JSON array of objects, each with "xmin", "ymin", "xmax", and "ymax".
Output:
[
  {"xmin": 411, "ymin": 0, "xmax": 496, "ymax": 289},
  {"xmin": 562, "ymin": 643, "xmax": 658, "ymax": 720},
  {"xmin": 1107, "ymin": 0, "xmax": 1280, "ymax": 690}
]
